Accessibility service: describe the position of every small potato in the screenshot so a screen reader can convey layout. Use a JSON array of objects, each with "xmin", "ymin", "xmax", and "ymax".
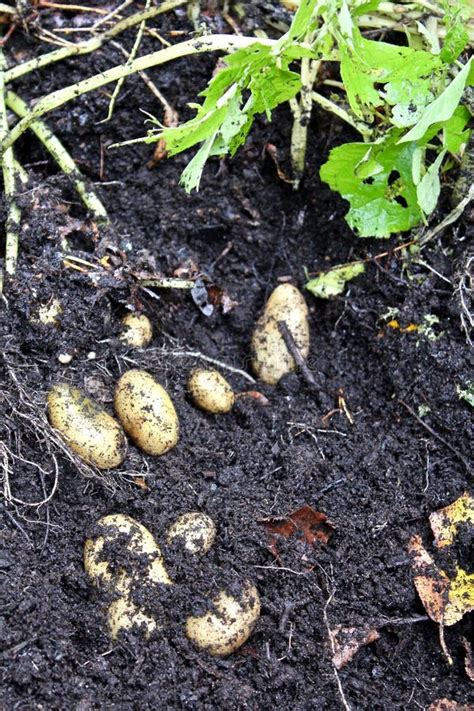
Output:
[
  {"xmin": 251, "ymin": 283, "xmax": 310, "ymax": 385},
  {"xmin": 167, "ymin": 512, "xmax": 216, "ymax": 555},
  {"xmin": 47, "ymin": 383, "xmax": 127, "ymax": 469},
  {"xmin": 187, "ymin": 369, "xmax": 235, "ymax": 414},
  {"xmin": 186, "ymin": 580, "xmax": 260, "ymax": 656},
  {"xmin": 120, "ymin": 313, "xmax": 153, "ymax": 348},
  {"xmin": 32, "ymin": 298, "xmax": 63, "ymax": 326},
  {"xmin": 114, "ymin": 370, "xmax": 179, "ymax": 456},
  {"xmin": 84, "ymin": 513, "xmax": 172, "ymax": 587}
]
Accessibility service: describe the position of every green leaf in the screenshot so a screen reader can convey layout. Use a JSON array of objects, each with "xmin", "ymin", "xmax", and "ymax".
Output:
[
  {"xmin": 306, "ymin": 263, "xmax": 365, "ymax": 298},
  {"xmin": 340, "ymin": 29, "xmax": 441, "ymax": 119},
  {"xmin": 416, "ymin": 150, "xmax": 446, "ymax": 215},
  {"xmin": 457, "ymin": 382, "xmax": 474, "ymax": 408},
  {"xmin": 179, "ymin": 133, "xmax": 218, "ymax": 192},
  {"xmin": 398, "ymin": 59, "xmax": 472, "ymax": 144},
  {"xmin": 442, "ymin": 105, "xmax": 471, "ymax": 154},
  {"xmin": 383, "ymin": 77, "xmax": 434, "ymax": 127},
  {"xmin": 320, "ymin": 134, "xmax": 423, "ymax": 237}
]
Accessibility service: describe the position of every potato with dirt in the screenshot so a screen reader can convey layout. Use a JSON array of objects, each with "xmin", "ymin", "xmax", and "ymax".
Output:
[
  {"xmin": 114, "ymin": 369, "xmax": 179, "ymax": 455},
  {"xmin": 187, "ymin": 368, "xmax": 235, "ymax": 414},
  {"xmin": 84, "ymin": 513, "xmax": 172, "ymax": 639},
  {"xmin": 120, "ymin": 313, "xmax": 153, "ymax": 348},
  {"xmin": 251, "ymin": 283, "xmax": 310, "ymax": 384},
  {"xmin": 167, "ymin": 512, "xmax": 216, "ymax": 555},
  {"xmin": 186, "ymin": 580, "xmax": 261, "ymax": 656},
  {"xmin": 47, "ymin": 383, "xmax": 127, "ymax": 469}
]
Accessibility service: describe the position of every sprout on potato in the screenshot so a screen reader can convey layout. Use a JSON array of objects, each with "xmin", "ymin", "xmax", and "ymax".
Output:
[
  {"xmin": 120, "ymin": 313, "xmax": 153, "ymax": 348},
  {"xmin": 47, "ymin": 383, "xmax": 127, "ymax": 469},
  {"xmin": 114, "ymin": 370, "xmax": 179, "ymax": 456},
  {"xmin": 84, "ymin": 514, "xmax": 172, "ymax": 640},
  {"xmin": 167, "ymin": 512, "xmax": 216, "ymax": 555},
  {"xmin": 185, "ymin": 580, "xmax": 260, "ymax": 656},
  {"xmin": 251, "ymin": 283, "xmax": 310, "ymax": 385},
  {"xmin": 187, "ymin": 369, "xmax": 235, "ymax": 414}
]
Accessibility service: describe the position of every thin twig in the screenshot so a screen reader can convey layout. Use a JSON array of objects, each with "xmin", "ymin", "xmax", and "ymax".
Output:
[
  {"xmin": 278, "ymin": 320, "xmax": 318, "ymax": 389},
  {"xmin": 399, "ymin": 400, "xmax": 471, "ymax": 473}
]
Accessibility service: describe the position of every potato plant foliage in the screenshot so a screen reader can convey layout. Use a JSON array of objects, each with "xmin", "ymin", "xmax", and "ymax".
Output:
[{"xmin": 146, "ymin": 0, "xmax": 473, "ymax": 238}]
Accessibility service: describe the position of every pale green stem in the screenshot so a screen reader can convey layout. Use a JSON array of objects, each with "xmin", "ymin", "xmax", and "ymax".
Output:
[
  {"xmin": 6, "ymin": 90, "xmax": 108, "ymax": 223},
  {"xmin": 290, "ymin": 46, "xmax": 320, "ymax": 189},
  {"xmin": 0, "ymin": 50, "xmax": 25, "ymax": 276},
  {"xmin": 4, "ymin": 0, "xmax": 188, "ymax": 84},
  {"xmin": 1, "ymin": 35, "xmax": 277, "ymax": 153},
  {"xmin": 311, "ymin": 91, "xmax": 373, "ymax": 138}
]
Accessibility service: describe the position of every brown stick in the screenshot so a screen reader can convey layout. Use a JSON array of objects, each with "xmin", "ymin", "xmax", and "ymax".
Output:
[{"xmin": 278, "ymin": 320, "xmax": 318, "ymax": 390}]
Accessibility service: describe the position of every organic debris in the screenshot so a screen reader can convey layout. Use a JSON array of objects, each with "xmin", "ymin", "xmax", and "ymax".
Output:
[
  {"xmin": 408, "ymin": 534, "xmax": 473, "ymax": 627},
  {"xmin": 462, "ymin": 637, "xmax": 474, "ymax": 682},
  {"xmin": 260, "ymin": 504, "xmax": 334, "ymax": 563},
  {"xmin": 330, "ymin": 624, "xmax": 380, "ymax": 670},
  {"xmin": 428, "ymin": 700, "xmax": 473, "ymax": 711},
  {"xmin": 429, "ymin": 491, "xmax": 474, "ymax": 549},
  {"xmin": 305, "ymin": 263, "xmax": 365, "ymax": 299}
]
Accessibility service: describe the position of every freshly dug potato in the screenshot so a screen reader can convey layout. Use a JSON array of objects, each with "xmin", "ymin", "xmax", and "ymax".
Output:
[
  {"xmin": 187, "ymin": 369, "xmax": 235, "ymax": 414},
  {"xmin": 47, "ymin": 383, "xmax": 127, "ymax": 469},
  {"xmin": 32, "ymin": 298, "xmax": 63, "ymax": 326},
  {"xmin": 107, "ymin": 590, "xmax": 157, "ymax": 639},
  {"xmin": 120, "ymin": 313, "xmax": 153, "ymax": 348},
  {"xmin": 84, "ymin": 513, "xmax": 172, "ymax": 587},
  {"xmin": 251, "ymin": 284, "xmax": 310, "ymax": 385},
  {"xmin": 185, "ymin": 580, "xmax": 260, "ymax": 656},
  {"xmin": 167, "ymin": 512, "xmax": 216, "ymax": 555},
  {"xmin": 114, "ymin": 370, "xmax": 179, "ymax": 456}
]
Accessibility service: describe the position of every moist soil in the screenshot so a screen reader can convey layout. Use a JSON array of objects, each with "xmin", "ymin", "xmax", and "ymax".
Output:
[{"xmin": 0, "ymin": 4, "xmax": 473, "ymax": 710}]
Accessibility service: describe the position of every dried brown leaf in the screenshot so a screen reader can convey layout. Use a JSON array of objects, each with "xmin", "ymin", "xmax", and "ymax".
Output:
[{"xmin": 330, "ymin": 625, "xmax": 380, "ymax": 670}]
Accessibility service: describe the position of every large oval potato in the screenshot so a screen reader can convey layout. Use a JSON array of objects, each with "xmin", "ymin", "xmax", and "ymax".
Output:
[
  {"xmin": 47, "ymin": 383, "xmax": 127, "ymax": 469},
  {"xmin": 114, "ymin": 370, "xmax": 179, "ymax": 456},
  {"xmin": 84, "ymin": 513, "xmax": 172, "ymax": 587},
  {"xmin": 120, "ymin": 313, "xmax": 153, "ymax": 348},
  {"xmin": 167, "ymin": 512, "xmax": 216, "ymax": 555},
  {"xmin": 187, "ymin": 369, "xmax": 235, "ymax": 414},
  {"xmin": 185, "ymin": 580, "xmax": 260, "ymax": 656},
  {"xmin": 251, "ymin": 284, "xmax": 310, "ymax": 385}
]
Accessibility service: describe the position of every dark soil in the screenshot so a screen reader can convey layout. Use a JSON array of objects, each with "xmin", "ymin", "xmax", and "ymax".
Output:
[{"xmin": 1, "ymin": 4, "xmax": 473, "ymax": 710}]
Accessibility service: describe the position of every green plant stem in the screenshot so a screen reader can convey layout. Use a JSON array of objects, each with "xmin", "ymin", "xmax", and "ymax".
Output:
[
  {"xmin": 4, "ymin": 0, "xmax": 188, "ymax": 84},
  {"xmin": 6, "ymin": 90, "xmax": 109, "ymax": 223},
  {"xmin": 311, "ymin": 91, "xmax": 373, "ymax": 138},
  {"xmin": 290, "ymin": 48, "xmax": 320, "ymax": 189},
  {"xmin": 1, "ymin": 35, "xmax": 277, "ymax": 153},
  {"xmin": 0, "ymin": 50, "xmax": 25, "ymax": 276}
]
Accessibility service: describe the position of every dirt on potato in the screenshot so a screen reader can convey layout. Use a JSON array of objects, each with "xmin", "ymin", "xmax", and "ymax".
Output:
[{"xmin": 0, "ymin": 3, "xmax": 472, "ymax": 710}]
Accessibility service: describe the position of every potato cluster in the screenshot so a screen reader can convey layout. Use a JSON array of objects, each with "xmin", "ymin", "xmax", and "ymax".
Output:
[
  {"xmin": 84, "ymin": 512, "xmax": 260, "ymax": 655},
  {"xmin": 47, "ymin": 369, "xmax": 179, "ymax": 469}
]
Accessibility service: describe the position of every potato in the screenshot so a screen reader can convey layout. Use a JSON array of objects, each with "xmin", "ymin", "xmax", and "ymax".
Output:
[
  {"xmin": 107, "ymin": 590, "xmax": 157, "ymax": 639},
  {"xmin": 251, "ymin": 283, "xmax": 310, "ymax": 385},
  {"xmin": 114, "ymin": 370, "xmax": 179, "ymax": 456},
  {"xmin": 32, "ymin": 298, "xmax": 63, "ymax": 326},
  {"xmin": 84, "ymin": 513, "xmax": 172, "ymax": 586},
  {"xmin": 120, "ymin": 313, "xmax": 153, "ymax": 348},
  {"xmin": 84, "ymin": 514, "xmax": 172, "ymax": 640},
  {"xmin": 47, "ymin": 383, "xmax": 127, "ymax": 469},
  {"xmin": 167, "ymin": 512, "xmax": 216, "ymax": 555},
  {"xmin": 187, "ymin": 369, "xmax": 235, "ymax": 414},
  {"xmin": 185, "ymin": 580, "xmax": 260, "ymax": 656}
]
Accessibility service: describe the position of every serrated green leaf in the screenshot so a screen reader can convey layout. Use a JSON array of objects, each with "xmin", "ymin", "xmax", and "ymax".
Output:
[
  {"xmin": 416, "ymin": 150, "xmax": 446, "ymax": 215},
  {"xmin": 179, "ymin": 133, "xmax": 218, "ymax": 192},
  {"xmin": 306, "ymin": 263, "xmax": 365, "ymax": 298},
  {"xmin": 440, "ymin": 23, "xmax": 468, "ymax": 63},
  {"xmin": 320, "ymin": 135, "xmax": 423, "ymax": 237},
  {"xmin": 398, "ymin": 59, "xmax": 472, "ymax": 144},
  {"xmin": 383, "ymin": 78, "xmax": 434, "ymax": 127}
]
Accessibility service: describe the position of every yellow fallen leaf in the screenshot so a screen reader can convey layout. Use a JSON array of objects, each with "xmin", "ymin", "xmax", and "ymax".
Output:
[
  {"xmin": 408, "ymin": 535, "xmax": 474, "ymax": 626},
  {"xmin": 429, "ymin": 491, "xmax": 474, "ymax": 549}
]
